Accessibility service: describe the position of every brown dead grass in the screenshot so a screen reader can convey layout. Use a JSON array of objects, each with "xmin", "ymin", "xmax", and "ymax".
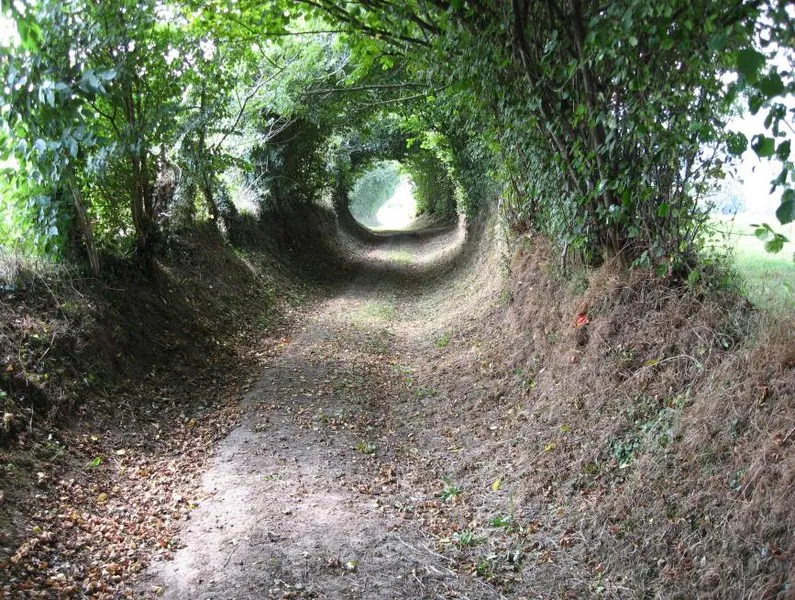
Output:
[{"xmin": 408, "ymin": 231, "xmax": 793, "ymax": 598}]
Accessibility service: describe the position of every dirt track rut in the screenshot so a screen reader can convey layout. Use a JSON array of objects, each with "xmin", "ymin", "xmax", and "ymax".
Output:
[{"xmin": 139, "ymin": 223, "xmax": 501, "ymax": 599}]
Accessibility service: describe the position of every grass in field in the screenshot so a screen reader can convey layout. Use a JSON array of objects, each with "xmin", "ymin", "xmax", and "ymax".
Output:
[{"xmin": 708, "ymin": 217, "xmax": 794, "ymax": 311}]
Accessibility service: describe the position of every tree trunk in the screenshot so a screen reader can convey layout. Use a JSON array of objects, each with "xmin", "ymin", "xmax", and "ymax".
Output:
[{"xmin": 67, "ymin": 171, "xmax": 100, "ymax": 276}]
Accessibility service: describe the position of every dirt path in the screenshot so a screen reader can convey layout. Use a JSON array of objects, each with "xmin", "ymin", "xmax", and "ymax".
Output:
[{"xmin": 139, "ymin": 221, "xmax": 505, "ymax": 599}]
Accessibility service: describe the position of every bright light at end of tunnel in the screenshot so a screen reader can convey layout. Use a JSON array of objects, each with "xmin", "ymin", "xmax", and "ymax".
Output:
[{"xmin": 375, "ymin": 177, "xmax": 416, "ymax": 230}]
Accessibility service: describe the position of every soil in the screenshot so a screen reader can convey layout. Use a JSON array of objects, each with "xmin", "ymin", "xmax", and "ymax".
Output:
[{"xmin": 137, "ymin": 219, "xmax": 508, "ymax": 599}]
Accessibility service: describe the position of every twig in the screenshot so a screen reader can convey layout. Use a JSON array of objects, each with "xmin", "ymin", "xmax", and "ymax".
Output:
[
  {"xmin": 223, "ymin": 542, "xmax": 239, "ymax": 568},
  {"xmin": 395, "ymin": 535, "xmax": 455, "ymax": 568},
  {"xmin": 38, "ymin": 330, "xmax": 57, "ymax": 362},
  {"xmin": 628, "ymin": 354, "xmax": 702, "ymax": 380}
]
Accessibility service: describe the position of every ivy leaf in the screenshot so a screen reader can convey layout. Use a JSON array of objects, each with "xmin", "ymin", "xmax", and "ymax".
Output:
[
  {"xmin": 776, "ymin": 189, "xmax": 794, "ymax": 225},
  {"xmin": 735, "ymin": 48, "xmax": 765, "ymax": 83},
  {"xmin": 751, "ymin": 135, "xmax": 775, "ymax": 158}
]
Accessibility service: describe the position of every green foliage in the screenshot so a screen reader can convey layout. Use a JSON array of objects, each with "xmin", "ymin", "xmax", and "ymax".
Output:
[
  {"xmin": 354, "ymin": 440, "xmax": 377, "ymax": 455},
  {"xmin": 2, "ymin": 0, "xmax": 793, "ymax": 277},
  {"xmin": 488, "ymin": 514, "xmax": 513, "ymax": 529},
  {"xmin": 452, "ymin": 530, "xmax": 476, "ymax": 547},
  {"xmin": 404, "ymin": 148, "xmax": 457, "ymax": 219},
  {"xmin": 348, "ymin": 161, "xmax": 402, "ymax": 226},
  {"xmin": 434, "ymin": 333, "xmax": 450, "ymax": 348},
  {"xmin": 439, "ymin": 477, "xmax": 463, "ymax": 501},
  {"xmin": 726, "ymin": 5, "xmax": 795, "ymax": 227},
  {"xmin": 303, "ymin": 0, "xmax": 792, "ymax": 268}
]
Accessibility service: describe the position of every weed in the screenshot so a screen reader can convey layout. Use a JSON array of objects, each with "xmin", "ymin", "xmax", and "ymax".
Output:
[
  {"xmin": 434, "ymin": 332, "xmax": 451, "ymax": 348},
  {"xmin": 608, "ymin": 433, "xmax": 640, "ymax": 468},
  {"xmin": 606, "ymin": 394, "xmax": 686, "ymax": 468},
  {"xmin": 59, "ymin": 300, "xmax": 81, "ymax": 317},
  {"xmin": 581, "ymin": 462, "xmax": 601, "ymax": 477},
  {"xmin": 544, "ymin": 329, "xmax": 558, "ymax": 344},
  {"xmin": 414, "ymin": 386, "xmax": 436, "ymax": 399},
  {"xmin": 498, "ymin": 287, "xmax": 512, "ymax": 307},
  {"xmin": 263, "ymin": 473, "xmax": 281, "ymax": 481},
  {"xmin": 41, "ymin": 435, "xmax": 65, "ymax": 460},
  {"xmin": 439, "ymin": 477, "xmax": 463, "ymax": 501},
  {"xmin": 476, "ymin": 558, "xmax": 493, "ymax": 578},
  {"xmin": 453, "ymin": 530, "xmax": 476, "ymax": 547},
  {"xmin": 513, "ymin": 367, "xmax": 536, "ymax": 392},
  {"xmin": 355, "ymin": 440, "xmax": 377, "ymax": 455},
  {"xmin": 489, "ymin": 514, "xmax": 513, "ymax": 528},
  {"xmin": 569, "ymin": 270, "xmax": 589, "ymax": 295}
]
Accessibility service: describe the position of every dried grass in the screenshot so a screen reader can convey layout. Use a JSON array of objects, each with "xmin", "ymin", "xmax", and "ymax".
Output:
[
  {"xmin": 418, "ymin": 234, "xmax": 793, "ymax": 598},
  {"xmin": 500, "ymin": 241, "xmax": 795, "ymax": 598}
]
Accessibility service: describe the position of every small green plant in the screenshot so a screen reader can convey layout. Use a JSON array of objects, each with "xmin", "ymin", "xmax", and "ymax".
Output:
[
  {"xmin": 452, "ymin": 530, "xmax": 476, "ymax": 547},
  {"xmin": 434, "ymin": 332, "xmax": 450, "ymax": 348},
  {"xmin": 498, "ymin": 288, "xmax": 512, "ymax": 307},
  {"xmin": 355, "ymin": 440, "xmax": 377, "ymax": 455},
  {"xmin": 41, "ymin": 435, "xmax": 65, "ymax": 460},
  {"xmin": 581, "ymin": 462, "xmax": 601, "ymax": 477},
  {"xmin": 86, "ymin": 456, "xmax": 102, "ymax": 469},
  {"xmin": 59, "ymin": 299, "xmax": 81, "ymax": 317},
  {"xmin": 414, "ymin": 386, "xmax": 436, "ymax": 399},
  {"xmin": 439, "ymin": 477, "xmax": 463, "ymax": 501},
  {"xmin": 607, "ymin": 434, "xmax": 640, "ymax": 468},
  {"xmin": 476, "ymin": 558, "xmax": 493, "ymax": 578},
  {"xmin": 568, "ymin": 270, "xmax": 589, "ymax": 295},
  {"xmin": 488, "ymin": 514, "xmax": 513, "ymax": 528},
  {"xmin": 513, "ymin": 367, "xmax": 536, "ymax": 391}
]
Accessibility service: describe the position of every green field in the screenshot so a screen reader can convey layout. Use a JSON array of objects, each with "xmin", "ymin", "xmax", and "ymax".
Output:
[{"xmin": 709, "ymin": 215, "xmax": 794, "ymax": 311}]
